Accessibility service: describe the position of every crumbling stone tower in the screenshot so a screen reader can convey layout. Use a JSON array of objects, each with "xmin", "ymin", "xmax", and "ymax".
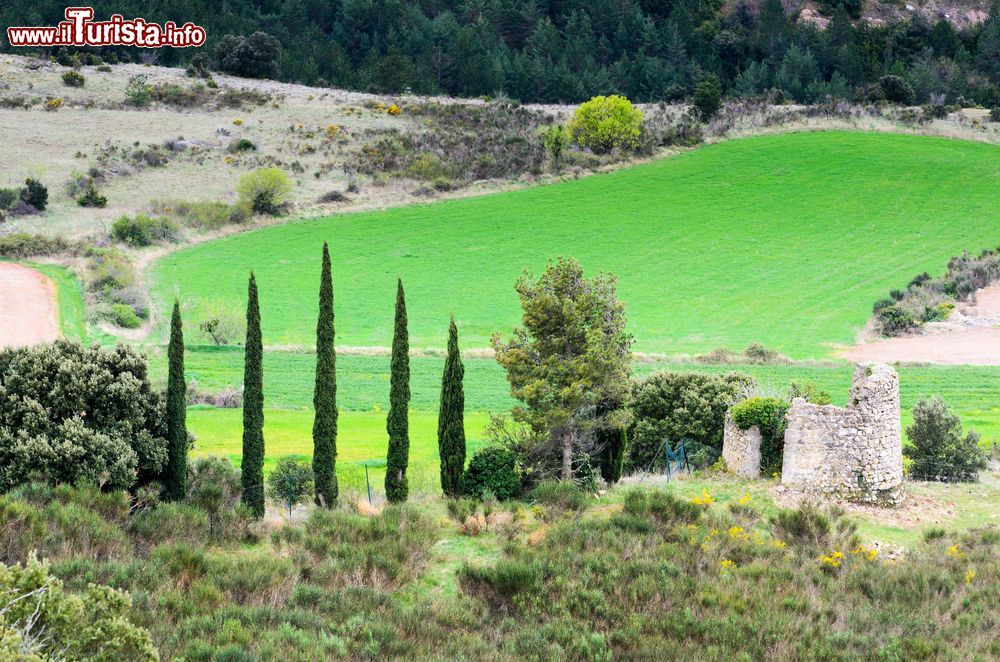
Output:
[{"xmin": 723, "ymin": 363, "xmax": 904, "ymax": 506}]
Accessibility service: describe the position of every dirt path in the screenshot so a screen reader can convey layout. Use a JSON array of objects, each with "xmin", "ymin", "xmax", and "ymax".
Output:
[
  {"xmin": 0, "ymin": 263, "xmax": 59, "ymax": 348},
  {"xmin": 840, "ymin": 285, "xmax": 1000, "ymax": 366}
]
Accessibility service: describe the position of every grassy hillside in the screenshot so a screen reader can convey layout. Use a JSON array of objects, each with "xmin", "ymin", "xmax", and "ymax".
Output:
[{"xmin": 151, "ymin": 131, "xmax": 1000, "ymax": 359}]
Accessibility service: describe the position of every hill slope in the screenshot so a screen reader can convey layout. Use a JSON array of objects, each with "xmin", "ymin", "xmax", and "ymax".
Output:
[{"xmin": 151, "ymin": 131, "xmax": 1000, "ymax": 359}]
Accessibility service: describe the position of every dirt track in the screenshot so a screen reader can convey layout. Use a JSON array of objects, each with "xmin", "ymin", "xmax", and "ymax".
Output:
[
  {"xmin": 840, "ymin": 286, "xmax": 1000, "ymax": 366},
  {"xmin": 0, "ymin": 263, "xmax": 59, "ymax": 348}
]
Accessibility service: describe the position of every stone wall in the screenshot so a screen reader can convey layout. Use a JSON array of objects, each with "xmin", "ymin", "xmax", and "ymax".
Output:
[
  {"xmin": 721, "ymin": 363, "xmax": 904, "ymax": 506},
  {"xmin": 722, "ymin": 412, "xmax": 761, "ymax": 479},
  {"xmin": 781, "ymin": 363, "xmax": 903, "ymax": 505}
]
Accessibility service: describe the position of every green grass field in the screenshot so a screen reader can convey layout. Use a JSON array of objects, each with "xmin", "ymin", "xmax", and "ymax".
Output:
[{"xmin": 151, "ymin": 131, "xmax": 1000, "ymax": 358}]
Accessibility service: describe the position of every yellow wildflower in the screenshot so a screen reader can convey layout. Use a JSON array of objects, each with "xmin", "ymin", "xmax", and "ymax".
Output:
[
  {"xmin": 720, "ymin": 559, "xmax": 735, "ymax": 569},
  {"xmin": 387, "ymin": 103, "xmax": 401, "ymax": 115},
  {"xmin": 965, "ymin": 569, "xmax": 976, "ymax": 585},
  {"xmin": 738, "ymin": 493, "xmax": 752, "ymax": 505},
  {"xmin": 232, "ymin": 118, "xmax": 244, "ymax": 126}
]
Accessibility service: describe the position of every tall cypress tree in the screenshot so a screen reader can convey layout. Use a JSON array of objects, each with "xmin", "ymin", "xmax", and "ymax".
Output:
[
  {"xmin": 385, "ymin": 278, "xmax": 410, "ymax": 503},
  {"xmin": 438, "ymin": 315, "xmax": 466, "ymax": 498},
  {"xmin": 242, "ymin": 272, "xmax": 265, "ymax": 518},
  {"xmin": 165, "ymin": 299, "xmax": 187, "ymax": 501},
  {"xmin": 312, "ymin": 242, "xmax": 338, "ymax": 507}
]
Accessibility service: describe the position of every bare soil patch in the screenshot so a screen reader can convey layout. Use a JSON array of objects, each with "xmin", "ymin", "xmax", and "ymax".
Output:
[
  {"xmin": 840, "ymin": 285, "xmax": 1000, "ymax": 366},
  {"xmin": 0, "ymin": 262, "xmax": 59, "ymax": 348},
  {"xmin": 770, "ymin": 484, "xmax": 957, "ymax": 530}
]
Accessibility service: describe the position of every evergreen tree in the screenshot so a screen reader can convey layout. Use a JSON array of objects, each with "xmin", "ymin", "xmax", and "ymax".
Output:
[
  {"xmin": 164, "ymin": 299, "xmax": 187, "ymax": 501},
  {"xmin": 242, "ymin": 272, "xmax": 265, "ymax": 518},
  {"xmin": 437, "ymin": 315, "xmax": 466, "ymax": 498},
  {"xmin": 385, "ymin": 278, "xmax": 410, "ymax": 503},
  {"xmin": 312, "ymin": 243, "xmax": 338, "ymax": 507}
]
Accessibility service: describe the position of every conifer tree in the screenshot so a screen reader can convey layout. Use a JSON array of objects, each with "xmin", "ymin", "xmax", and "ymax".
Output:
[
  {"xmin": 242, "ymin": 272, "xmax": 265, "ymax": 518},
  {"xmin": 385, "ymin": 278, "xmax": 410, "ymax": 503},
  {"xmin": 312, "ymin": 243, "xmax": 338, "ymax": 507},
  {"xmin": 164, "ymin": 299, "xmax": 187, "ymax": 501},
  {"xmin": 438, "ymin": 315, "xmax": 466, "ymax": 497}
]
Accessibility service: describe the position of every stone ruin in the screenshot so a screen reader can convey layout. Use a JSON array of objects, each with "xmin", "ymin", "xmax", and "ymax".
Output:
[{"xmin": 722, "ymin": 363, "xmax": 904, "ymax": 506}]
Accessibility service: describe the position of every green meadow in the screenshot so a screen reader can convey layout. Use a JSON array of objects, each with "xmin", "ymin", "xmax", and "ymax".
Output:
[{"xmin": 150, "ymin": 131, "xmax": 1000, "ymax": 359}]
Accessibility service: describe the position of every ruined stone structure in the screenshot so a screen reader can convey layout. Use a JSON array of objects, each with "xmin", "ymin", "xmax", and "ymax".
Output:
[{"xmin": 722, "ymin": 363, "xmax": 904, "ymax": 505}]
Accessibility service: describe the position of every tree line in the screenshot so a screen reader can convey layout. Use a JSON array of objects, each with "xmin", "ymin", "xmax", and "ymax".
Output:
[
  {"xmin": 163, "ymin": 242, "xmax": 468, "ymax": 517},
  {"xmin": 4, "ymin": 0, "xmax": 1000, "ymax": 106}
]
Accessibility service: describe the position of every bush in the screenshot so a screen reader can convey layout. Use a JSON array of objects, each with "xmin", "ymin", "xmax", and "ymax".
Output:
[
  {"xmin": 236, "ymin": 167, "xmax": 291, "ymax": 215},
  {"xmin": 0, "ymin": 555, "xmax": 157, "ymax": 660},
  {"xmin": 0, "ymin": 233, "xmax": 73, "ymax": 258},
  {"xmin": 187, "ymin": 456, "xmax": 242, "ymax": 535},
  {"xmin": 61, "ymin": 69, "xmax": 85, "ymax": 87},
  {"xmin": 84, "ymin": 247, "xmax": 135, "ymax": 291},
  {"xmin": 230, "ymin": 138, "xmax": 257, "ymax": 152},
  {"xmin": 0, "ymin": 341, "xmax": 168, "ymax": 491},
  {"xmin": 878, "ymin": 75, "xmax": 915, "ymax": 105},
  {"xmin": 266, "ymin": 456, "xmax": 314, "ymax": 511},
  {"xmin": 990, "ymin": 107, "xmax": 1000, "ymax": 123},
  {"xmin": 566, "ymin": 95, "xmax": 644, "ymax": 154},
  {"xmin": 0, "ymin": 188, "xmax": 18, "ymax": 210},
  {"xmin": 627, "ymin": 371, "xmax": 752, "ymax": 471},
  {"xmin": 875, "ymin": 304, "xmax": 918, "ymax": 336},
  {"xmin": 904, "ymin": 397, "xmax": 987, "ymax": 482},
  {"xmin": 730, "ymin": 397, "xmax": 790, "ymax": 473},
  {"xmin": 539, "ymin": 124, "xmax": 569, "ymax": 172},
  {"xmin": 77, "ymin": 183, "xmax": 108, "ymax": 208},
  {"xmin": 693, "ymin": 74, "xmax": 723, "ymax": 120},
  {"xmin": 196, "ymin": 300, "xmax": 246, "ymax": 346},
  {"xmin": 214, "ymin": 32, "xmax": 282, "ymax": 79},
  {"xmin": 529, "ymin": 480, "xmax": 590, "ymax": 511},
  {"xmin": 97, "ymin": 303, "xmax": 143, "ymax": 329},
  {"xmin": 124, "ymin": 74, "xmax": 151, "ymax": 107},
  {"xmin": 464, "ymin": 446, "xmax": 521, "ymax": 500},
  {"xmin": 20, "ymin": 178, "xmax": 47, "ymax": 211},
  {"xmin": 111, "ymin": 214, "xmax": 179, "ymax": 246}
]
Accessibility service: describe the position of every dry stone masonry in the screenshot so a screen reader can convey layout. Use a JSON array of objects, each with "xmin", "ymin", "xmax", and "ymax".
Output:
[{"xmin": 722, "ymin": 363, "xmax": 904, "ymax": 506}]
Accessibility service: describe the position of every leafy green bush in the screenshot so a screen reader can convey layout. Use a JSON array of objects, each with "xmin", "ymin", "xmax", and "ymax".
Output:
[
  {"xmin": 84, "ymin": 247, "xmax": 135, "ymax": 291},
  {"xmin": 124, "ymin": 74, "xmax": 151, "ymax": 107},
  {"xmin": 0, "ymin": 187, "xmax": 18, "ymax": 210},
  {"xmin": 0, "ymin": 555, "xmax": 157, "ymax": 660},
  {"xmin": 214, "ymin": 32, "xmax": 282, "ymax": 79},
  {"xmin": 627, "ymin": 371, "xmax": 752, "ymax": 471},
  {"xmin": 0, "ymin": 233, "xmax": 73, "ymax": 258},
  {"xmin": 875, "ymin": 304, "xmax": 918, "ymax": 335},
  {"xmin": 20, "ymin": 178, "xmax": 47, "ymax": 211},
  {"xmin": 770, "ymin": 502, "xmax": 833, "ymax": 547},
  {"xmin": 693, "ymin": 74, "xmax": 723, "ymax": 120},
  {"xmin": 459, "ymin": 559, "xmax": 540, "ymax": 604},
  {"xmin": 529, "ymin": 480, "xmax": 590, "ymax": 511},
  {"xmin": 61, "ymin": 69, "xmax": 85, "ymax": 87},
  {"xmin": 266, "ymin": 456, "xmax": 314, "ymax": 511},
  {"xmin": 464, "ymin": 446, "xmax": 520, "ymax": 500},
  {"xmin": 730, "ymin": 397, "xmax": 790, "ymax": 473},
  {"xmin": 788, "ymin": 380, "xmax": 832, "ymax": 405},
  {"xmin": 111, "ymin": 214, "xmax": 179, "ymax": 246},
  {"xmin": 904, "ymin": 397, "xmax": 987, "ymax": 482},
  {"xmin": 97, "ymin": 303, "xmax": 143, "ymax": 328},
  {"xmin": 0, "ymin": 341, "xmax": 168, "ymax": 491},
  {"xmin": 539, "ymin": 124, "xmax": 569, "ymax": 172},
  {"xmin": 236, "ymin": 167, "xmax": 291, "ymax": 215},
  {"xmin": 567, "ymin": 95, "xmax": 643, "ymax": 154},
  {"xmin": 990, "ymin": 107, "xmax": 1000, "ymax": 122},
  {"xmin": 231, "ymin": 138, "xmax": 257, "ymax": 152},
  {"xmin": 878, "ymin": 75, "xmax": 915, "ymax": 105},
  {"xmin": 77, "ymin": 183, "xmax": 107, "ymax": 208}
]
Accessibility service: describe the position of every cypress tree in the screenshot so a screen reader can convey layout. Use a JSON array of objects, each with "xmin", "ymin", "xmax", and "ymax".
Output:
[
  {"xmin": 312, "ymin": 242, "xmax": 338, "ymax": 507},
  {"xmin": 242, "ymin": 272, "xmax": 265, "ymax": 518},
  {"xmin": 164, "ymin": 299, "xmax": 187, "ymax": 500},
  {"xmin": 385, "ymin": 278, "xmax": 410, "ymax": 503},
  {"xmin": 438, "ymin": 315, "xmax": 466, "ymax": 497}
]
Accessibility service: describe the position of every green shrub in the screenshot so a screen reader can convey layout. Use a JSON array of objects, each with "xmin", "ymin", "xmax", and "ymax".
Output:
[
  {"xmin": 61, "ymin": 69, "xmax": 85, "ymax": 87},
  {"xmin": 0, "ymin": 555, "xmax": 157, "ymax": 660},
  {"xmin": 459, "ymin": 559, "xmax": 540, "ymax": 603},
  {"xmin": 770, "ymin": 502, "xmax": 832, "ymax": 547},
  {"xmin": 730, "ymin": 397, "xmax": 790, "ymax": 473},
  {"xmin": 214, "ymin": 32, "xmax": 282, "ymax": 79},
  {"xmin": 904, "ymin": 397, "xmax": 987, "ymax": 482},
  {"xmin": 125, "ymin": 74, "xmax": 151, "ymax": 107},
  {"xmin": 878, "ymin": 75, "xmax": 915, "ymax": 105},
  {"xmin": 265, "ymin": 456, "xmax": 314, "ymax": 511},
  {"xmin": 567, "ymin": 95, "xmax": 643, "ymax": 154},
  {"xmin": 77, "ymin": 183, "xmax": 108, "ymax": 208},
  {"xmin": 539, "ymin": 124, "xmax": 570, "ymax": 172},
  {"xmin": 788, "ymin": 380, "xmax": 832, "ymax": 405},
  {"xmin": 693, "ymin": 74, "xmax": 723, "ymax": 120},
  {"xmin": 921, "ymin": 301, "xmax": 955, "ymax": 322},
  {"xmin": 529, "ymin": 480, "xmax": 590, "ymax": 511},
  {"xmin": 627, "ymin": 371, "xmax": 752, "ymax": 471},
  {"xmin": 111, "ymin": 214, "xmax": 179, "ymax": 246},
  {"xmin": 990, "ymin": 107, "xmax": 1000, "ymax": 122},
  {"xmin": 0, "ymin": 233, "xmax": 73, "ymax": 258},
  {"xmin": 97, "ymin": 303, "xmax": 143, "ymax": 328},
  {"xmin": 875, "ymin": 304, "xmax": 918, "ymax": 336},
  {"xmin": 0, "ymin": 341, "xmax": 167, "ymax": 491},
  {"xmin": 20, "ymin": 178, "xmax": 48, "ymax": 211},
  {"xmin": 231, "ymin": 138, "xmax": 257, "ymax": 152},
  {"xmin": 97, "ymin": 64, "xmax": 112, "ymax": 73},
  {"xmin": 464, "ymin": 446, "xmax": 521, "ymax": 500},
  {"xmin": 0, "ymin": 188, "xmax": 18, "ymax": 210},
  {"xmin": 236, "ymin": 167, "xmax": 291, "ymax": 215},
  {"xmin": 84, "ymin": 247, "xmax": 135, "ymax": 291}
]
